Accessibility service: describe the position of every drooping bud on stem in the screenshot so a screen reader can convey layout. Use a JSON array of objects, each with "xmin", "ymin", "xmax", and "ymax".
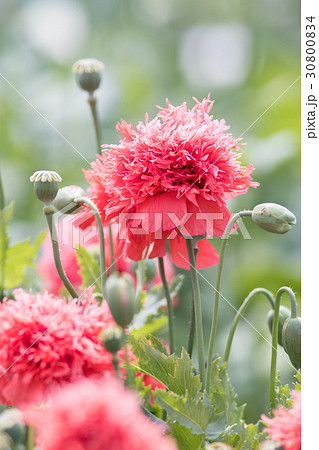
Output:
[
  {"xmin": 53, "ymin": 185, "xmax": 87, "ymax": 214},
  {"xmin": 267, "ymin": 305, "xmax": 291, "ymax": 347},
  {"xmin": 252, "ymin": 203, "xmax": 296, "ymax": 234},
  {"xmin": 105, "ymin": 272, "xmax": 136, "ymax": 328},
  {"xmin": 282, "ymin": 316, "xmax": 301, "ymax": 369}
]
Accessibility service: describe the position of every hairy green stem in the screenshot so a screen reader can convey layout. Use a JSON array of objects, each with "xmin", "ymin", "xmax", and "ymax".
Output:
[
  {"xmin": 187, "ymin": 246, "xmax": 198, "ymax": 357},
  {"xmin": 185, "ymin": 239, "xmax": 205, "ymax": 389},
  {"xmin": 45, "ymin": 210, "xmax": 79, "ymax": 298},
  {"xmin": 205, "ymin": 210, "xmax": 252, "ymax": 392},
  {"xmin": 74, "ymin": 197, "xmax": 107, "ymax": 295},
  {"xmin": 269, "ymin": 286, "xmax": 298, "ymax": 410},
  {"xmin": 88, "ymin": 94, "xmax": 102, "ymax": 155},
  {"xmin": 158, "ymin": 256, "xmax": 174, "ymax": 354},
  {"xmin": 187, "ymin": 300, "xmax": 195, "ymax": 357},
  {"xmin": 223, "ymin": 288, "xmax": 275, "ymax": 364}
]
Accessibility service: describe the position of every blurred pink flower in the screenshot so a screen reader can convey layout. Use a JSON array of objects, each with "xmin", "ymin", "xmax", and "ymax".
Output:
[
  {"xmin": 261, "ymin": 390, "xmax": 301, "ymax": 450},
  {"xmin": 26, "ymin": 377, "xmax": 178, "ymax": 450},
  {"xmin": 37, "ymin": 221, "xmax": 133, "ymax": 296},
  {"xmin": 0, "ymin": 288, "xmax": 124, "ymax": 407}
]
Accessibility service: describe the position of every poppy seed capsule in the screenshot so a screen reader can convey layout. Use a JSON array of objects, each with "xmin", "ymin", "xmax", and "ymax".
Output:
[
  {"xmin": 282, "ymin": 317, "xmax": 301, "ymax": 369},
  {"xmin": 105, "ymin": 272, "xmax": 136, "ymax": 328},
  {"xmin": 72, "ymin": 58, "xmax": 104, "ymax": 93},
  {"xmin": 53, "ymin": 185, "xmax": 87, "ymax": 215},
  {"xmin": 267, "ymin": 306, "xmax": 291, "ymax": 346},
  {"xmin": 252, "ymin": 203, "xmax": 296, "ymax": 234},
  {"xmin": 30, "ymin": 170, "xmax": 62, "ymax": 204},
  {"xmin": 100, "ymin": 326, "xmax": 124, "ymax": 354}
]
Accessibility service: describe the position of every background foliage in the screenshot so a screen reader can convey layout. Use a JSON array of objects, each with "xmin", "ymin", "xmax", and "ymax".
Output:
[{"xmin": 0, "ymin": 0, "xmax": 300, "ymax": 423}]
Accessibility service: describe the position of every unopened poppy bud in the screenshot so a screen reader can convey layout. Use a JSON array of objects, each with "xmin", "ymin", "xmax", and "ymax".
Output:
[
  {"xmin": 251, "ymin": 203, "xmax": 296, "ymax": 234},
  {"xmin": 72, "ymin": 58, "xmax": 104, "ymax": 94},
  {"xmin": 100, "ymin": 326, "xmax": 124, "ymax": 354},
  {"xmin": 282, "ymin": 316, "xmax": 301, "ymax": 369},
  {"xmin": 267, "ymin": 306, "xmax": 291, "ymax": 346},
  {"xmin": 53, "ymin": 185, "xmax": 87, "ymax": 215},
  {"xmin": 30, "ymin": 170, "xmax": 62, "ymax": 204},
  {"xmin": 105, "ymin": 272, "xmax": 136, "ymax": 328}
]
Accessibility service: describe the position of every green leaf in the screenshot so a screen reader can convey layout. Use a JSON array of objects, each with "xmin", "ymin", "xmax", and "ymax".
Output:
[
  {"xmin": 130, "ymin": 336, "xmax": 202, "ymax": 395},
  {"xmin": 76, "ymin": 246, "xmax": 102, "ymax": 293},
  {"xmin": 130, "ymin": 316, "xmax": 168, "ymax": 340},
  {"xmin": 273, "ymin": 371, "xmax": 293, "ymax": 409},
  {"xmin": 155, "ymin": 389, "xmax": 214, "ymax": 436},
  {"xmin": 130, "ymin": 335, "xmax": 176, "ymax": 389},
  {"xmin": 168, "ymin": 348, "xmax": 201, "ymax": 396},
  {"xmin": 220, "ymin": 420, "xmax": 268, "ymax": 449},
  {"xmin": 206, "ymin": 359, "xmax": 244, "ymax": 425},
  {"xmin": 169, "ymin": 422, "xmax": 205, "ymax": 450},
  {"xmin": 1, "ymin": 230, "xmax": 46, "ymax": 290}
]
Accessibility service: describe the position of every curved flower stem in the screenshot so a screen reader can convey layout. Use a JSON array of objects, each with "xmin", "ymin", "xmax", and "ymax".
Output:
[
  {"xmin": 223, "ymin": 288, "xmax": 275, "ymax": 364},
  {"xmin": 187, "ymin": 246, "xmax": 198, "ymax": 358},
  {"xmin": 44, "ymin": 208, "xmax": 79, "ymax": 299},
  {"xmin": 158, "ymin": 256, "xmax": 174, "ymax": 354},
  {"xmin": 74, "ymin": 197, "xmax": 107, "ymax": 296},
  {"xmin": 205, "ymin": 210, "xmax": 252, "ymax": 392},
  {"xmin": 269, "ymin": 286, "xmax": 298, "ymax": 410},
  {"xmin": 185, "ymin": 239, "xmax": 205, "ymax": 390},
  {"xmin": 88, "ymin": 94, "xmax": 102, "ymax": 156}
]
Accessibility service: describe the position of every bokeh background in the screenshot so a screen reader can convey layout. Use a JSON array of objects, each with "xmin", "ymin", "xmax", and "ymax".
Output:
[{"xmin": 0, "ymin": 0, "xmax": 300, "ymax": 423}]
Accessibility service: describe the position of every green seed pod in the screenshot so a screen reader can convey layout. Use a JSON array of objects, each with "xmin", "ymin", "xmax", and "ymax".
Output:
[
  {"xmin": 252, "ymin": 203, "xmax": 296, "ymax": 234},
  {"xmin": 53, "ymin": 185, "xmax": 87, "ymax": 215},
  {"xmin": 282, "ymin": 317, "xmax": 301, "ymax": 369},
  {"xmin": 100, "ymin": 326, "xmax": 124, "ymax": 354},
  {"xmin": 72, "ymin": 58, "xmax": 104, "ymax": 93},
  {"xmin": 30, "ymin": 170, "xmax": 62, "ymax": 204},
  {"xmin": 267, "ymin": 306, "xmax": 291, "ymax": 346},
  {"xmin": 105, "ymin": 272, "xmax": 136, "ymax": 328}
]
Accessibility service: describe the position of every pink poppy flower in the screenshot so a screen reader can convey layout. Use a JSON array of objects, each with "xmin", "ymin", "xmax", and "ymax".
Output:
[
  {"xmin": 261, "ymin": 390, "xmax": 301, "ymax": 450},
  {"xmin": 84, "ymin": 96, "xmax": 258, "ymax": 270},
  {"xmin": 0, "ymin": 288, "xmax": 125, "ymax": 407},
  {"xmin": 25, "ymin": 377, "xmax": 178, "ymax": 450}
]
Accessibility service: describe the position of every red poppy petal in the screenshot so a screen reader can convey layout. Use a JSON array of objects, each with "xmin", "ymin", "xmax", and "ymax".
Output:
[{"xmin": 134, "ymin": 192, "xmax": 187, "ymax": 233}]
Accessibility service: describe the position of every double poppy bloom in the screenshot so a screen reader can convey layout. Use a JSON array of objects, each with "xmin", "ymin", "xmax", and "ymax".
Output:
[{"xmin": 84, "ymin": 97, "xmax": 258, "ymax": 269}]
